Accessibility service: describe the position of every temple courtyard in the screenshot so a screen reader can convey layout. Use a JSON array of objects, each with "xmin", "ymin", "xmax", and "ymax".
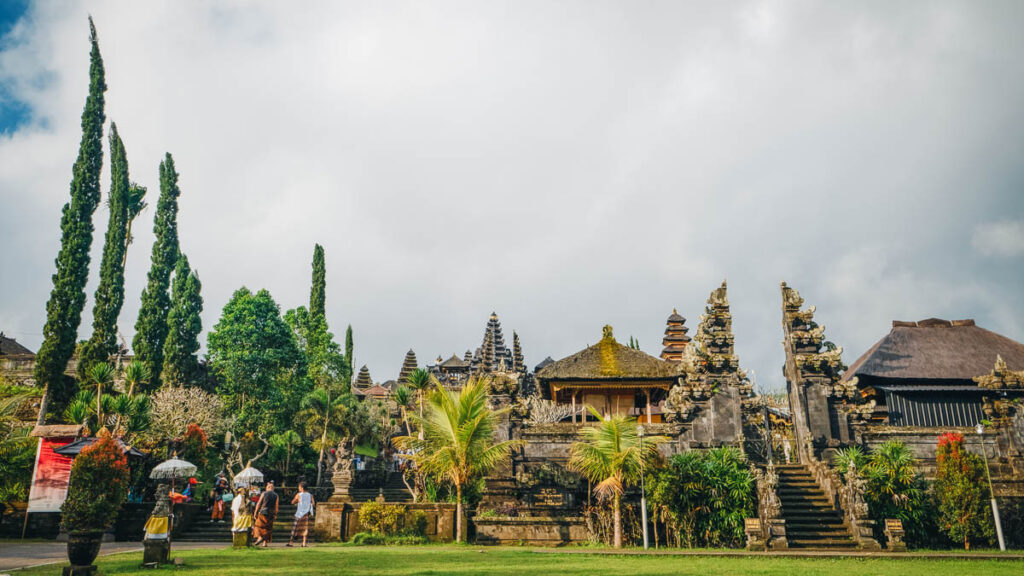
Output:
[{"xmin": 4, "ymin": 544, "xmax": 1022, "ymax": 576}]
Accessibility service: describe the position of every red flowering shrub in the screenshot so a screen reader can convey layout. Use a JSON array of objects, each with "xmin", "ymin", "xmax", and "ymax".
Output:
[
  {"xmin": 60, "ymin": 431, "xmax": 130, "ymax": 532},
  {"xmin": 182, "ymin": 423, "xmax": 209, "ymax": 467},
  {"xmin": 934, "ymin": 432, "xmax": 994, "ymax": 549}
]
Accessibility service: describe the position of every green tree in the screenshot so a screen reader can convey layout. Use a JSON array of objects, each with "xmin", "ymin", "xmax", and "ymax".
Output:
[
  {"xmin": 404, "ymin": 368, "xmax": 433, "ymax": 432},
  {"xmin": 269, "ymin": 430, "xmax": 303, "ymax": 480},
  {"xmin": 310, "ymin": 243, "xmax": 326, "ymax": 322},
  {"xmin": 395, "ymin": 376, "xmax": 520, "ymax": 542},
  {"xmin": 161, "ymin": 254, "xmax": 203, "ymax": 386},
  {"xmin": 78, "ymin": 123, "xmax": 132, "ymax": 381},
  {"xmin": 391, "ymin": 385, "xmax": 414, "ymax": 436},
  {"xmin": 122, "ymin": 182, "xmax": 148, "ymax": 266},
  {"xmin": 569, "ymin": 409, "xmax": 668, "ymax": 548},
  {"xmin": 207, "ymin": 288, "xmax": 303, "ymax": 435},
  {"xmin": 87, "ymin": 362, "xmax": 114, "ymax": 427},
  {"xmin": 133, "ymin": 154, "xmax": 181, "ymax": 391},
  {"xmin": 650, "ymin": 448, "xmax": 754, "ymax": 548},
  {"xmin": 344, "ymin": 325, "xmax": 353, "ymax": 384},
  {"xmin": 34, "ymin": 18, "xmax": 107, "ymax": 424},
  {"xmin": 0, "ymin": 394, "xmax": 35, "ymax": 515},
  {"xmin": 935, "ymin": 432, "xmax": 994, "ymax": 549},
  {"xmin": 297, "ymin": 387, "xmax": 351, "ymax": 486}
]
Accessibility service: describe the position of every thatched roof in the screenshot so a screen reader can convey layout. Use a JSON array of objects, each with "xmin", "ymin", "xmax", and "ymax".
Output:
[
  {"xmin": 31, "ymin": 424, "xmax": 83, "ymax": 438},
  {"xmin": 439, "ymin": 354, "xmax": 469, "ymax": 369},
  {"xmin": 843, "ymin": 318, "xmax": 1024, "ymax": 382},
  {"xmin": 0, "ymin": 332, "xmax": 33, "ymax": 355},
  {"xmin": 537, "ymin": 326, "xmax": 678, "ymax": 381}
]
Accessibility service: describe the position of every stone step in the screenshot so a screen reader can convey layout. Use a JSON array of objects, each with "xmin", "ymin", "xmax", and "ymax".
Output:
[{"xmin": 788, "ymin": 539, "xmax": 857, "ymax": 549}]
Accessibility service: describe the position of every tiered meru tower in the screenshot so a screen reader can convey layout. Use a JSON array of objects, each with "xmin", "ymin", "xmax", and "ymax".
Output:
[
  {"xmin": 476, "ymin": 312, "xmax": 513, "ymax": 373},
  {"xmin": 398, "ymin": 349, "xmax": 418, "ymax": 385},
  {"xmin": 660, "ymin": 309, "xmax": 692, "ymax": 362}
]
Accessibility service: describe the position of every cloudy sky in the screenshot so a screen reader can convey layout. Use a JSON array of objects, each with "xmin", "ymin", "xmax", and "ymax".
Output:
[{"xmin": 2, "ymin": 1, "xmax": 1023, "ymax": 391}]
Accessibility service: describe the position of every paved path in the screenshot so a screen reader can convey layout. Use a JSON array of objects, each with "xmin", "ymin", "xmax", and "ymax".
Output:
[{"xmin": 0, "ymin": 540, "xmax": 224, "ymax": 572}]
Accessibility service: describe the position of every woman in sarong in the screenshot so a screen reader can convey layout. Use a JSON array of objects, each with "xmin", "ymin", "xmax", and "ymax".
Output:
[{"xmin": 252, "ymin": 481, "xmax": 279, "ymax": 547}]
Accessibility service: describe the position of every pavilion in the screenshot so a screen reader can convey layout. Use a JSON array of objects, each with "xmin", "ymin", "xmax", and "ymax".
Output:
[{"xmin": 536, "ymin": 325, "xmax": 679, "ymax": 423}]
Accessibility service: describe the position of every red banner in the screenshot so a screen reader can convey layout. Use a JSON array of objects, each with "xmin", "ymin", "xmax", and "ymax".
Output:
[{"xmin": 26, "ymin": 437, "xmax": 75, "ymax": 513}]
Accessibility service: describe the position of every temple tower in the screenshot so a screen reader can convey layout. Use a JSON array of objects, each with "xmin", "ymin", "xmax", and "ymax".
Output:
[
  {"xmin": 354, "ymin": 365, "xmax": 373, "ymax": 389},
  {"xmin": 512, "ymin": 332, "xmax": 524, "ymax": 372},
  {"xmin": 660, "ymin": 309, "xmax": 692, "ymax": 362},
  {"xmin": 398, "ymin": 349, "xmax": 418, "ymax": 384},
  {"xmin": 478, "ymin": 312, "xmax": 511, "ymax": 373}
]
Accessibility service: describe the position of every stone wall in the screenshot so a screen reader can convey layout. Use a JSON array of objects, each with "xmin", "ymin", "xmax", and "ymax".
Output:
[
  {"xmin": 862, "ymin": 426, "xmax": 1024, "ymax": 497},
  {"xmin": 474, "ymin": 515, "xmax": 588, "ymax": 546},
  {"xmin": 313, "ymin": 501, "xmax": 458, "ymax": 542}
]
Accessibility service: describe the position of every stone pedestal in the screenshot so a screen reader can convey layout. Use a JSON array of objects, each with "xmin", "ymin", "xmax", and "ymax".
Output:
[
  {"xmin": 142, "ymin": 539, "xmax": 170, "ymax": 565},
  {"xmin": 767, "ymin": 518, "xmax": 788, "ymax": 549},
  {"xmin": 232, "ymin": 531, "xmax": 252, "ymax": 548}
]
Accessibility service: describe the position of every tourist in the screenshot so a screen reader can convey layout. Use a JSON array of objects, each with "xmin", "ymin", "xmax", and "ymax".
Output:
[
  {"xmin": 287, "ymin": 481, "xmax": 315, "ymax": 547},
  {"xmin": 211, "ymin": 473, "xmax": 229, "ymax": 522},
  {"xmin": 252, "ymin": 481, "xmax": 278, "ymax": 547},
  {"xmin": 231, "ymin": 487, "xmax": 254, "ymax": 537},
  {"xmin": 182, "ymin": 477, "xmax": 197, "ymax": 503}
]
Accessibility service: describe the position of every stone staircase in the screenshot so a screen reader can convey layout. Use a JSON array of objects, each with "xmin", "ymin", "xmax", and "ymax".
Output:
[
  {"xmin": 176, "ymin": 504, "xmax": 309, "ymax": 543},
  {"xmin": 775, "ymin": 464, "xmax": 856, "ymax": 549},
  {"xmin": 349, "ymin": 472, "xmax": 413, "ymax": 503}
]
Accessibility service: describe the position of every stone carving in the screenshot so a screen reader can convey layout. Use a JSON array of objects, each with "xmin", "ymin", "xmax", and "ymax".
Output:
[
  {"xmin": 329, "ymin": 438, "xmax": 354, "ymax": 503},
  {"xmin": 975, "ymin": 355, "xmax": 1024, "ymax": 390}
]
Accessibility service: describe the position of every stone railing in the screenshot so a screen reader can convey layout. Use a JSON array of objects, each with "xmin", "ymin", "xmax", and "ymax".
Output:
[
  {"xmin": 806, "ymin": 458, "xmax": 880, "ymax": 550},
  {"xmin": 749, "ymin": 463, "xmax": 786, "ymax": 549}
]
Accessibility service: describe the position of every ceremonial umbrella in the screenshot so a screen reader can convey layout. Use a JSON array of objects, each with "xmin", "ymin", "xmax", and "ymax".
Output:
[
  {"xmin": 234, "ymin": 466, "xmax": 264, "ymax": 487},
  {"xmin": 150, "ymin": 455, "xmax": 197, "ymax": 487}
]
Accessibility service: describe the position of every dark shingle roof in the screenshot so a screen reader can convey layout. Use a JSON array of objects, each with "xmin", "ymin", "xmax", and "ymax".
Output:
[
  {"xmin": 537, "ymin": 326, "xmax": 679, "ymax": 381},
  {"xmin": 843, "ymin": 319, "xmax": 1024, "ymax": 382},
  {"xmin": 440, "ymin": 354, "xmax": 469, "ymax": 369},
  {"xmin": 0, "ymin": 332, "xmax": 33, "ymax": 355}
]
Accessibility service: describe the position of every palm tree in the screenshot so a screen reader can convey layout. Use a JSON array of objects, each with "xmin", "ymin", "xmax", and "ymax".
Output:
[
  {"xmin": 270, "ymin": 430, "xmax": 303, "ymax": 480},
  {"xmin": 395, "ymin": 376, "xmax": 521, "ymax": 542},
  {"xmin": 568, "ymin": 409, "xmax": 668, "ymax": 548},
  {"xmin": 405, "ymin": 368, "xmax": 433, "ymax": 437},
  {"xmin": 391, "ymin": 385, "xmax": 415, "ymax": 436},
  {"xmin": 0, "ymin": 393, "xmax": 34, "ymax": 515},
  {"xmin": 88, "ymin": 363, "xmax": 114, "ymax": 427},
  {"xmin": 64, "ymin": 390, "xmax": 96, "ymax": 429},
  {"xmin": 112, "ymin": 361, "xmax": 149, "ymax": 433},
  {"xmin": 298, "ymin": 387, "xmax": 350, "ymax": 486},
  {"xmin": 121, "ymin": 360, "xmax": 149, "ymax": 397}
]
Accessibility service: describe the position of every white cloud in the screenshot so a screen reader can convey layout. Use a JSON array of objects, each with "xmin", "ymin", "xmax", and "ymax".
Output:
[
  {"xmin": 1, "ymin": 1, "xmax": 1024, "ymax": 391},
  {"xmin": 972, "ymin": 220, "xmax": 1024, "ymax": 257}
]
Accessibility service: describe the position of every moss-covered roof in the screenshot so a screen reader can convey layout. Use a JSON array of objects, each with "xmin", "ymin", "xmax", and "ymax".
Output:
[{"xmin": 537, "ymin": 325, "xmax": 679, "ymax": 381}]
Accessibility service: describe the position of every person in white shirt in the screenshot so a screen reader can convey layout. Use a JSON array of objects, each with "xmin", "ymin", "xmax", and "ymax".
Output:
[{"xmin": 288, "ymin": 482, "xmax": 315, "ymax": 547}]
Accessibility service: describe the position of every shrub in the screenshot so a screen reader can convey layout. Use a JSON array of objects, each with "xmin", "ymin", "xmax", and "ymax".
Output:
[
  {"xmin": 349, "ymin": 531, "xmax": 428, "ymax": 546},
  {"xmin": 649, "ymin": 447, "xmax": 754, "ymax": 548},
  {"xmin": 60, "ymin": 432, "xmax": 130, "ymax": 532},
  {"xmin": 934, "ymin": 432, "xmax": 994, "ymax": 549},
  {"xmin": 358, "ymin": 501, "xmax": 427, "ymax": 537}
]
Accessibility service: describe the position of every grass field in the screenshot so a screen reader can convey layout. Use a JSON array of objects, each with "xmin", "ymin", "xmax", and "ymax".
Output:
[{"xmin": 16, "ymin": 545, "xmax": 1024, "ymax": 576}]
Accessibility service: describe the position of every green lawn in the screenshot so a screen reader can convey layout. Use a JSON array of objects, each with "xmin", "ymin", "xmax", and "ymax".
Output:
[{"xmin": 16, "ymin": 545, "xmax": 1024, "ymax": 576}]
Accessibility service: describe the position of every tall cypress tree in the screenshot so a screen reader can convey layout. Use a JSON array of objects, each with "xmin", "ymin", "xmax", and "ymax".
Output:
[
  {"xmin": 34, "ymin": 18, "xmax": 107, "ymax": 424},
  {"xmin": 132, "ymin": 154, "xmax": 180, "ymax": 390},
  {"xmin": 309, "ymin": 244, "xmax": 326, "ymax": 322},
  {"xmin": 344, "ymin": 324, "xmax": 353, "ymax": 384},
  {"xmin": 162, "ymin": 254, "xmax": 203, "ymax": 386},
  {"xmin": 78, "ymin": 123, "xmax": 130, "ymax": 381}
]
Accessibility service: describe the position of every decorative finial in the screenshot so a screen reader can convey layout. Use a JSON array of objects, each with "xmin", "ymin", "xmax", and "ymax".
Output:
[{"xmin": 602, "ymin": 325, "xmax": 615, "ymax": 341}]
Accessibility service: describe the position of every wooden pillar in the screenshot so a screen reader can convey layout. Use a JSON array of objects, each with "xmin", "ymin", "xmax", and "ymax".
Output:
[
  {"xmin": 645, "ymin": 390, "xmax": 652, "ymax": 424},
  {"xmin": 571, "ymin": 391, "xmax": 577, "ymax": 424}
]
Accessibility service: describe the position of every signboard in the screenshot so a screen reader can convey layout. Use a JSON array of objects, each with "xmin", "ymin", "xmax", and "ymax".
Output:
[
  {"xmin": 26, "ymin": 437, "xmax": 75, "ymax": 513},
  {"xmin": 744, "ymin": 518, "xmax": 762, "ymax": 533},
  {"xmin": 884, "ymin": 518, "xmax": 903, "ymax": 532},
  {"xmin": 533, "ymin": 488, "xmax": 564, "ymax": 507}
]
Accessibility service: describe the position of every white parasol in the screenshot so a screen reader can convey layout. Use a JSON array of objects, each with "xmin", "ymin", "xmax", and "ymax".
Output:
[
  {"xmin": 150, "ymin": 456, "xmax": 197, "ymax": 480},
  {"xmin": 234, "ymin": 466, "xmax": 264, "ymax": 486}
]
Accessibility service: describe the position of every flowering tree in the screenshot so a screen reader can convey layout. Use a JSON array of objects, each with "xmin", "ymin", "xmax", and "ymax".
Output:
[
  {"xmin": 148, "ymin": 386, "xmax": 228, "ymax": 442},
  {"xmin": 935, "ymin": 432, "xmax": 994, "ymax": 549}
]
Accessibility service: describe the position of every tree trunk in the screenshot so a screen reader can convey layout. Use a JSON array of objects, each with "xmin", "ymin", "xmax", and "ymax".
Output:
[
  {"xmin": 418, "ymin": 393, "xmax": 424, "ymax": 440},
  {"xmin": 456, "ymin": 482, "xmax": 463, "ymax": 543},
  {"xmin": 316, "ymin": 426, "xmax": 327, "ymax": 487},
  {"xmin": 613, "ymin": 493, "xmax": 622, "ymax": 548},
  {"xmin": 96, "ymin": 382, "xmax": 102, "ymax": 425},
  {"xmin": 36, "ymin": 385, "xmax": 49, "ymax": 425}
]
